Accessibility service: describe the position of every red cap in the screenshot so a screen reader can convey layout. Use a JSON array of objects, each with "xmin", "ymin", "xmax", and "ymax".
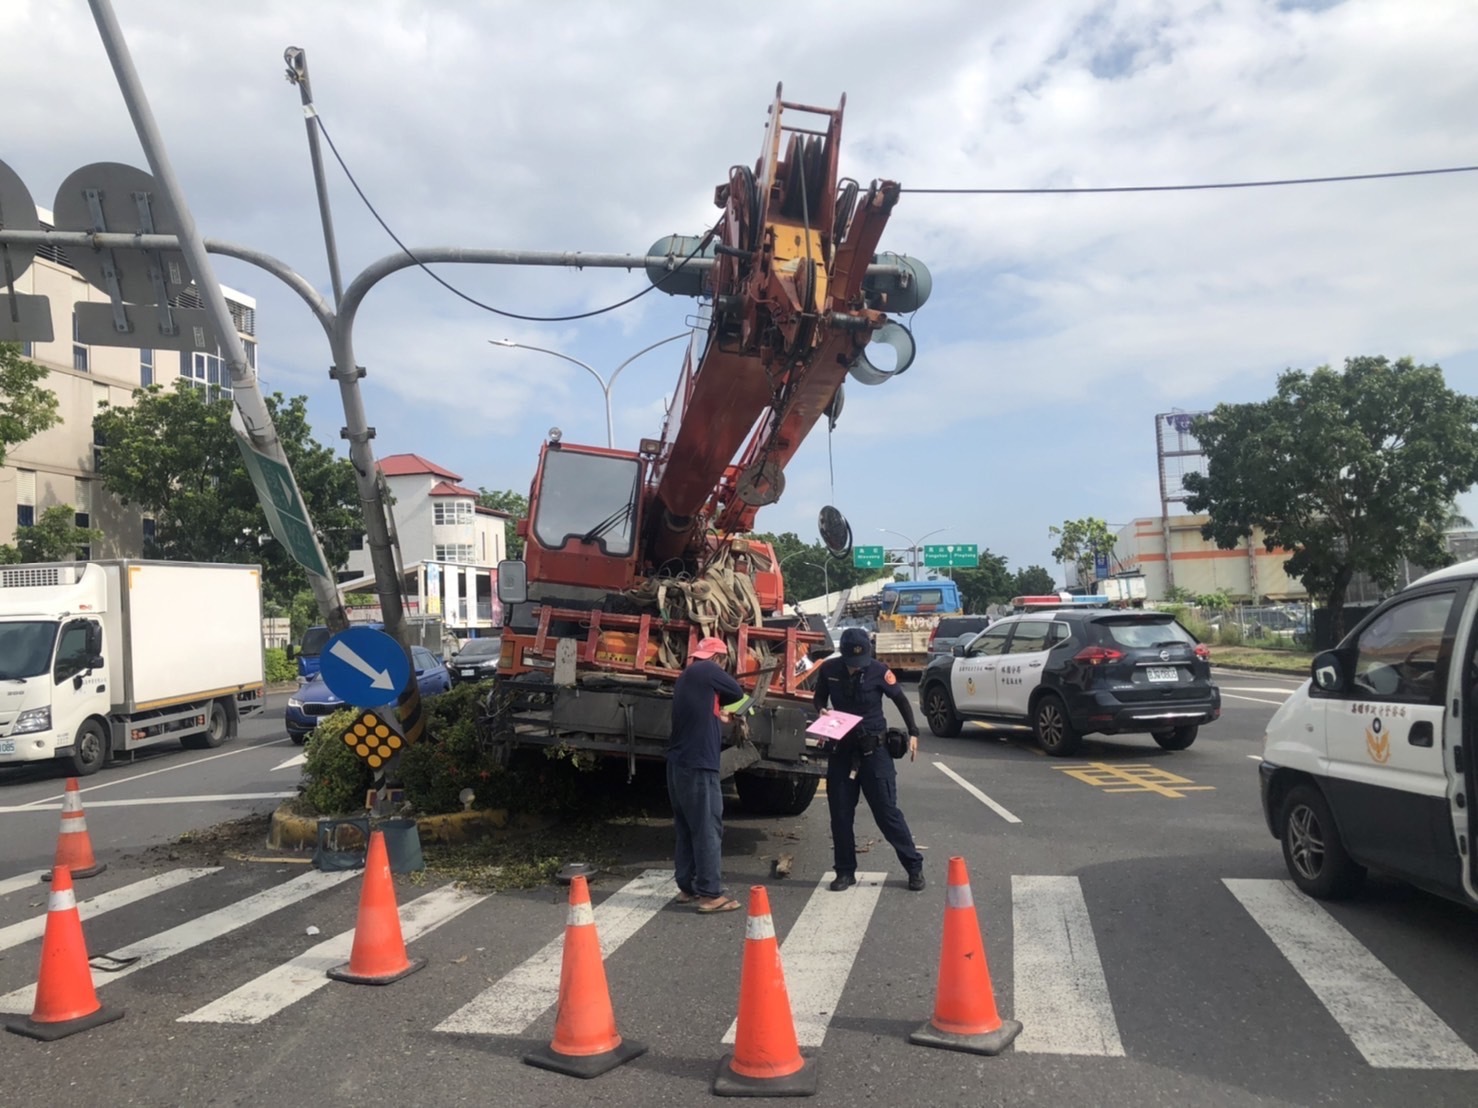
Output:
[{"xmin": 691, "ymin": 636, "xmax": 728, "ymax": 660}]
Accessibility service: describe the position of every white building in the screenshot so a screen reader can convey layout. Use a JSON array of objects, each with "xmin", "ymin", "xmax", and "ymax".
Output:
[
  {"xmin": 2, "ymin": 207, "xmax": 257, "ymax": 557},
  {"xmin": 342, "ymin": 453, "xmax": 510, "ymax": 639}
]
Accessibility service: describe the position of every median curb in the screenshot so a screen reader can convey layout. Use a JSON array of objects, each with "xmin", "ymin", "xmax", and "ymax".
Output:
[{"xmin": 266, "ymin": 803, "xmax": 520, "ymax": 851}]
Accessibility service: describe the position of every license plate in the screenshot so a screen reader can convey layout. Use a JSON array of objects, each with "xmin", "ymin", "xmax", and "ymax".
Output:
[
  {"xmin": 0, "ymin": 738, "xmax": 13, "ymax": 755},
  {"xmin": 1146, "ymin": 666, "xmax": 1178, "ymax": 682},
  {"xmin": 461, "ymin": 669, "xmax": 476, "ymax": 677}
]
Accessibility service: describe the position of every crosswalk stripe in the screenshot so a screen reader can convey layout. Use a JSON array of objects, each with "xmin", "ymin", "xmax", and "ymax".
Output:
[
  {"xmin": 0, "ymin": 871, "xmax": 48, "ymax": 898},
  {"xmin": 1012, "ymin": 875, "xmax": 1125, "ymax": 1056},
  {"xmin": 435, "ymin": 868, "xmax": 675, "ymax": 1035},
  {"xmin": 721, "ymin": 871, "xmax": 886, "ymax": 1048},
  {"xmin": 0, "ymin": 867, "xmax": 219, "ymax": 954},
  {"xmin": 178, "ymin": 885, "xmax": 488, "ymax": 1024},
  {"xmin": 0, "ymin": 868, "xmax": 357, "ymax": 1014},
  {"xmin": 1225, "ymin": 878, "xmax": 1478, "ymax": 1070}
]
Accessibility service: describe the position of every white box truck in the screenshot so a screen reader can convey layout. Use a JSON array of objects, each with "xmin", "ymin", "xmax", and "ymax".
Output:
[{"xmin": 0, "ymin": 560, "xmax": 265, "ymax": 775}]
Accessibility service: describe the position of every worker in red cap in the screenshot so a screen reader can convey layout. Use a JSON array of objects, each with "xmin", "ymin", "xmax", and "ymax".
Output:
[{"xmin": 667, "ymin": 635, "xmax": 746, "ymax": 913}]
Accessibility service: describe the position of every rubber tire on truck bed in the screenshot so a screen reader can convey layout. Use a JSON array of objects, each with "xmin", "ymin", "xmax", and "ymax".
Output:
[
  {"xmin": 182, "ymin": 701, "xmax": 231, "ymax": 750},
  {"xmin": 734, "ymin": 772, "xmax": 819, "ymax": 816}
]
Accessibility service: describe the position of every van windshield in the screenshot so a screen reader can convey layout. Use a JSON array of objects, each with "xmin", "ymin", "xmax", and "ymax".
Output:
[
  {"xmin": 0, "ymin": 621, "xmax": 61, "ymax": 680},
  {"xmin": 299, "ymin": 626, "xmax": 332, "ymax": 658}
]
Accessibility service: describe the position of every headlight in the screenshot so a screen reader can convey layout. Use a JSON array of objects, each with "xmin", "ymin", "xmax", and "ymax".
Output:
[
  {"xmin": 287, "ymin": 698, "xmax": 302, "ymax": 710},
  {"xmin": 13, "ymin": 707, "xmax": 52, "ymax": 734}
]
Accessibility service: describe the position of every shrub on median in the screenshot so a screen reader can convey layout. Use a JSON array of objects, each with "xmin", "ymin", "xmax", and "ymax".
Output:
[{"xmin": 264, "ymin": 647, "xmax": 295, "ymax": 684}]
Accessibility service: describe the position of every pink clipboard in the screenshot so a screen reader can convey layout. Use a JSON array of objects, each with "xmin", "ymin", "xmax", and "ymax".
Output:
[{"xmin": 806, "ymin": 711, "xmax": 862, "ymax": 741}]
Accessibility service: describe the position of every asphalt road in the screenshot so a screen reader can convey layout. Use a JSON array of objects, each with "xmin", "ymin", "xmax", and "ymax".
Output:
[{"xmin": 0, "ymin": 673, "xmax": 1476, "ymax": 1107}]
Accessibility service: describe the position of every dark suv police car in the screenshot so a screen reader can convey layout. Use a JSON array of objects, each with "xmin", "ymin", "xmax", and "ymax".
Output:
[{"xmin": 917, "ymin": 608, "xmax": 1220, "ymax": 755}]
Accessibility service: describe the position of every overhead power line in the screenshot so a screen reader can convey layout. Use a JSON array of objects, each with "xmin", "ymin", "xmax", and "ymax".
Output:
[{"xmin": 902, "ymin": 164, "xmax": 1478, "ymax": 195}]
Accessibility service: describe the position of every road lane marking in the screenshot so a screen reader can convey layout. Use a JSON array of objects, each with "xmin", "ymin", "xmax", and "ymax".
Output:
[
  {"xmin": 721, "ymin": 871, "xmax": 886, "ymax": 1048},
  {"xmin": 1218, "ymin": 686, "xmax": 1298, "ymax": 694},
  {"xmin": 272, "ymin": 753, "xmax": 307, "ymax": 772},
  {"xmin": 179, "ymin": 885, "xmax": 487, "ymax": 1024},
  {"xmin": 0, "ymin": 791, "xmax": 296, "ymax": 814},
  {"xmin": 1224, "ymin": 878, "xmax": 1478, "ymax": 1070},
  {"xmin": 0, "ymin": 868, "xmax": 219, "ymax": 953},
  {"xmin": 436, "ymin": 868, "xmax": 675, "ymax": 1035},
  {"xmin": 0, "ymin": 868, "xmax": 357, "ymax": 1014},
  {"xmin": 1052, "ymin": 762, "xmax": 1214, "ymax": 798},
  {"xmin": 15, "ymin": 735, "xmax": 295, "ymax": 809},
  {"xmin": 933, "ymin": 762, "xmax": 1022, "ymax": 824},
  {"xmin": 1221, "ymin": 693, "xmax": 1290, "ymax": 706},
  {"xmin": 1013, "ymin": 875, "xmax": 1125, "ymax": 1055},
  {"xmin": 0, "ymin": 871, "xmax": 48, "ymax": 897},
  {"xmin": 1248, "ymin": 754, "xmax": 1264, "ymax": 761}
]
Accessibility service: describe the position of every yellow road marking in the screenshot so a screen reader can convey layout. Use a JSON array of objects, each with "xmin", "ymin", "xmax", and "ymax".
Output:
[{"xmin": 1051, "ymin": 761, "xmax": 1214, "ymax": 798}]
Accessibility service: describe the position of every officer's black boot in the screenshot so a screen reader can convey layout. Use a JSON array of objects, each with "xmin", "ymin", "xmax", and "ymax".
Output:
[
  {"xmin": 829, "ymin": 873, "xmax": 856, "ymax": 892},
  {"xmin": 907, "ymin": 869, "xmax": 926, "ymax": 892}
]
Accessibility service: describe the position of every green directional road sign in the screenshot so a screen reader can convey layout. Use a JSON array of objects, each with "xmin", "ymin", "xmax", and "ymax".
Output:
[
  {"xmin": 852, "ymin": 545, "xmax": 886, "ymax": 569},
  {"xmin": 235, "ymin": 432, "xmax": 330, "ymax": 578},
  {"xmin": 924, "ymin": 543, "xmax": 980, "ymax": 568}
]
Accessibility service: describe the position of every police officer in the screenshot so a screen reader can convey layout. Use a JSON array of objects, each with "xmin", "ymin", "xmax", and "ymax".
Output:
[{"xmin": 814, "ymin": 627, "xmax": 925, "ymax": 892}]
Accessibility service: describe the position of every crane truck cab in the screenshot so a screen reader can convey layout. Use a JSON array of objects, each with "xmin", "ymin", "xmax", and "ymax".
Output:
[{"xmin": 1258, "ymin": 558, "xmax": 1478, "ymax": 908}]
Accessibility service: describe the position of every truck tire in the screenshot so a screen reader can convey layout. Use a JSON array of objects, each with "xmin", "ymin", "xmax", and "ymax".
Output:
[
  {"xmin": 182, "ymin": 701, "xmax": 232, "ymax": 750},
  {"xmin": 69, "ymin": 720, "xmax": 109, "ymax": 777},
  {"xmin": 1280, "ymin": 784, "xmax": 1365, "ymax": 899},
  {"xmin": 1152, "ymin": 725, "xmax": 1198, "ymax": 750},
  {"xmin": 922, "ymin": 684, "xmax": 963, "ymax": 738},
  {"xmin": 1033, "ymin": 694, "xmax": 1082, "ymax": 757},
  {"xmin": 734, "ymin": 772, "xmax": 819, "ymax": 817}
]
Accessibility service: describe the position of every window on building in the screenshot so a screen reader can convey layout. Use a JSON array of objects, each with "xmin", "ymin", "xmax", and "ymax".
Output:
[
  {"xmin": 243, "ymin": 339, "xmax": 256, "ymax": 370},
  {"xmin": 74, "ymin": 482, "xmax": 93, "ymax": 560},
  {"xmin": 71, "ymin": 311, "xmax": 88, "ymax": 372},
  {"xmin": 20, "ymin": 341, "xmax": 32, "ymax": 358},
  {"xmin": 140, "ymin": 348, "xmax": 154, "ymax": 387},
  {"xmin": 434, "ymin": 544, "xmax": 476, "ymax": 563},
  {"xmin": 16, "ymin": 469, "xmax": 36, "ymax": 530},
  {"xmin": 434, "ymin": 500, "xmax": 474, "ymax": 526},
  {"xmin": 349, "ymin": 533, "xmax": 365, "ymax": 551},
  {"xmin": 142, "ymin": 517, "xmax": 157, "ymax": 544},
  {"xmin": 185, "ymin": 349, "xmax": 232, "ymax": 399}
]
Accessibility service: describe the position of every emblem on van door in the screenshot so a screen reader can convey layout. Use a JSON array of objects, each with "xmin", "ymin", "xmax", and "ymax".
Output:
[
  {"xmin": 966, "ymin": 677, "xmax": 976, "ymax": 696},
  {"xmin": 1366, "ymin": 716, "xmax": 1390, "ymax": 764}
]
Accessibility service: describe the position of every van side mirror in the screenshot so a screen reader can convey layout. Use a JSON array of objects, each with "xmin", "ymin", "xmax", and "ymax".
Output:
[
  {"xmin": 284, "ymin": 644, "xmax": 297, "ymax": 660},
  {"xmin": 1311, "ymin": 650, "xmax": 1345, "ymax": 692},
  {"xmin": 86, "ymin": 625, "xmax": 103, "ymax": 656},
  {"xmin": 86, "ymin": 654, "xmax": 105, "ymax": 672},
  {"xmin": 497, "ymin": 560, "xmax": 528, "ymax": 605}
]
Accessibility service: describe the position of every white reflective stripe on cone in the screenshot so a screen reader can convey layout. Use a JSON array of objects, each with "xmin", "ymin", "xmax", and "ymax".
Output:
[
  {"xmin": 47, "ymin": 889, "xmax": 77, "ymax": 913},
  {"xmin": 62, "ymin": 792, "xmax": 83, "ymax": 813},
  {"xmin": 745, "ymin": 914, "xmax": 776, "ymax": 942},
  {"xmin": 945, "ymin": 883, "xmax": 974, "ymax": 910},
  {"xmin": 58, "ymin": 817, "xmax": 88, "ymax": 833},
  {"xmin": 567, "ymin": 901, "xmax": 595, "ymax": 927}
]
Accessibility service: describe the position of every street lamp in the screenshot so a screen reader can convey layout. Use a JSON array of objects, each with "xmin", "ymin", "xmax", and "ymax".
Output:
[
  {"xmin": 880, "ymin": 527, "xmax": 949, "ymax": 581},
  {"xmin": 803, "ymin": 560, "xmax": 831, "ymax": 600},
  {"xmin": 491, "ymin": 332, "xmax": 691, "ymax": 448}
]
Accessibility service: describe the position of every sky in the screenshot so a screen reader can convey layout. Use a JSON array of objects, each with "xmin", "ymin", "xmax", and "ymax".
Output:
[{"xmin": 4, "ymin": 0, "xmax": 1477, "ymax": 584}]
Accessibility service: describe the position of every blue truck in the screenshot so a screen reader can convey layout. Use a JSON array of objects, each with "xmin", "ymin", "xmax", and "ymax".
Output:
[{"xmin": 289, "ymin": 622, "xmax": 385, "ymax": 682}]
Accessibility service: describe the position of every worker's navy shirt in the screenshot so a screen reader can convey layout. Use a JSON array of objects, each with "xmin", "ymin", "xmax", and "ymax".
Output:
[
  {"xmin": 668, "ymin": 659, "xmax": 745, "ymax": 771},
  {"xmin": 812, "ymin": 657, "xmax": 916, "ymax": 736}
]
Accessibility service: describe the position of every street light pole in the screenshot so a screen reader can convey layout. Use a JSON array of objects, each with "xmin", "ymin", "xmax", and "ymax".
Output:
[
  {"xmin": 880, "ymin": 527, "xmax": 949, "ymax": 581},
  {"xmin": 803, "ymin": 561, "xmax": 831, "ymax": 600},
  {"xmin": 492, "ymin": 333, "xmax": 690, "ymax": 448}
]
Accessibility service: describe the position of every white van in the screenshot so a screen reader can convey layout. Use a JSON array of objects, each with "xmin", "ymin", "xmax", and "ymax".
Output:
[{"xmin": 1259, "ymin": 559, "xmax": 1475, "ymax": 907}]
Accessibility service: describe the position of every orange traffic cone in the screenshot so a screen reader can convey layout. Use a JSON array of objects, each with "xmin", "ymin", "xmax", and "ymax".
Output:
[
  {"xmin": 5, "ymin": 864, "xmax": 124, "ymax": 1041},
  {"xmin": 524, "ymin": 874, "xmax": 646, "ymax": 1078},
  {"xmin": 326, "ymin": 830, "xmax": 426, "ymax": 985},
  {"xmin": 42, "ymin": 778, "xmax": 105, "ymax": 880},
  {"xmin": 713, "ymin": 885, "xmax": 817, "ymax": 1098},
  {"xmin": 909, "ymin": 855, "xmax": 1021, "ymax": 1056}
]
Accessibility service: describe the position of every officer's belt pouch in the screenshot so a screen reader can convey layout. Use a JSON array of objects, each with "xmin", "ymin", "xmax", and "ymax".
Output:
[
  {"xmin": 856, "ymin": 732, "xmax": 882, "ymax": 755},
  {"xmin": 884, "ymin": 728, "xmax": 908, "ymax": 759}
]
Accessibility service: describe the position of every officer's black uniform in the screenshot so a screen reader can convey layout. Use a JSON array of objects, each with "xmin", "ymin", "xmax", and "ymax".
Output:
[{"xmin": 814, "ymin": 628, "xmax": 925, "ymax": 892}]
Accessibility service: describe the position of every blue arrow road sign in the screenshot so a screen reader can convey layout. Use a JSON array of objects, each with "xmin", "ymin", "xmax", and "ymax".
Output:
[{"xmin": 319, "ymin": 627, "xmax": 411, "ymax": 708}]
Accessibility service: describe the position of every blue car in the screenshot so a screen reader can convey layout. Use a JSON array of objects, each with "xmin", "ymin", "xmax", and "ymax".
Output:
[{"xmin": 286, "ymin": 645, "xmax": 451, "ymax": 744}]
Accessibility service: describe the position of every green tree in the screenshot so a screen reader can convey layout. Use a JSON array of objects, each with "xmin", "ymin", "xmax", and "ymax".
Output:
[
  {"xmin": 748, "ymin": 531, "xmax": 880, "ymax": 606},
  {"xmin": 1184, "ymin": 356, "xmax": 1478, "ymax": 638},
  {"xmin": 477, "ymin": 487, "xmax": 528, "ymax": 558},
  {"xmin": 1013, "ymin": 565, "xmax": 1056, "ymax": 596},
  {"xmin": 15, "ymin": 505, "xmax": 103, "ymax": 562},
  {"xmin": 93, "ymin": 383, "xmax": 359, "ymax": 607},
  {"xmin": 953, "ymin": 549, "xmax": 1013, "ymax": 613},
  {"xmin": 0, "ymin": 342, "xmax": 61, "ymax": 465},
  {"xmin": 1049, "ymin": 518, "xmax": 1116, "ymax": 588}
]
